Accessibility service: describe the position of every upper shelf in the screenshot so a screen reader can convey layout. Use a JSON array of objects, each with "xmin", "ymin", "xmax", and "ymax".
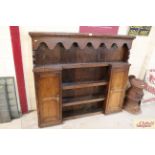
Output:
[
  {"xmin": 33, "ymin": 62, "xmax": 130, "ymax": 72},
  {"xmin": 62, "ymin": 62, "xmax": 109, "ymax": 69},
  {"xmin": 33, "ymin": 62, "xmax": 110, "ymax": 72},
  {"xmin": 29, "ymin": 32, "xmax": 135, "ymax": 39}
]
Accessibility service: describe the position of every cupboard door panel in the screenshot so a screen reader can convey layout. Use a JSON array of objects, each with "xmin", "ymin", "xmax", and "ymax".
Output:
[
  {"xmin": 39, "ymin": 98, "xmax": 60, "ymax": 122},
  {"xmin": 35, "ymin": 72, "xmax": 62, "ymax": 127},
  {"xmin": 110, "ymin": 68, "xmax": 129, "ymax": 90},
  {"xmin": 106, "ymin": 90, "xmax": 125, "ymax": 114}
]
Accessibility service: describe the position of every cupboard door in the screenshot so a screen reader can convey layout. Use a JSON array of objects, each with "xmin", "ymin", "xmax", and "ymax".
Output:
[
  {"xmin": 104, "ymin": 64, "xmax": 130, "ymax": 114},
  {"xmin": 35, "ymin": 71, "xmax": 62, "ymax": 127}
]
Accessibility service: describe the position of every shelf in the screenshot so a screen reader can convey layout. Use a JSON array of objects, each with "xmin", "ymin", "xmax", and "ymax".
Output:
[
  {"xmin": 63, "ymin": 109, "xmax": 102, "ymax": 120},
  {"xmin": 33, "ymin": 62, "xmax": 131, "ymax": 73},
  {"xmin": 63, "ymin": 80, "xmax": 108, "ymax": 90},
  {"xmin": 63, "ymin": 95, "xmax": 105, "ymax": 108},
  {"xmin": 33, "ymin": 62, "xmax": 110, "ymax": 72},
  {"xmin": 62, "ymin": 62, "xmax": 109, "ymax": 69}
]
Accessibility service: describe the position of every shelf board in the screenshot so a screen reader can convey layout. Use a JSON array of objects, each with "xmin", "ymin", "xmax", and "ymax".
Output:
[
  {"xmin": 63, "ymin": 110, "xmax": 102, "ymax": 120},
  {"xmin": 62, "ymin": 62, "xmax": 109, "ymax": 69},
  {"xmin": 63, "ymin": 80, "xmax": 108, "ymax": 90},
  {"xmin": 33, "ymin": 62, "xmax": 131, "ymax": 73},
  {"xmin": 63, "ymin": 95, "xmax": 105, "ymax": 108}
]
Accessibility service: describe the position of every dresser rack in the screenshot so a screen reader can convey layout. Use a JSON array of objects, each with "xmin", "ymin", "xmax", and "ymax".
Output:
[{"xmin": 30, "ymin": 33, "xmax": 135, "ymax": 127}]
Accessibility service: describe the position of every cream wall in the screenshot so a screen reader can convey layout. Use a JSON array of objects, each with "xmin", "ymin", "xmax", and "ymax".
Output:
[
  {"xmin": 118, "ymin": 26, "xmax": 155, "ymax": 78},
  {"xmin": 19, "ymin": 26, "xmax": 155, "ymax": 110},
  {"xmin": 148, "ymin": 47, "xmax": 155, "ymax": 69},
  {"xmin": 0, "ymin": 27, "xmax": 15, "ymax": 77},
  {"xmin": 0, "ymin": 26, "xmax": 20, "ymax": 111},
  {"xmin": 139, "ymin": 27, "xmax": 155, "ymax": 76}
]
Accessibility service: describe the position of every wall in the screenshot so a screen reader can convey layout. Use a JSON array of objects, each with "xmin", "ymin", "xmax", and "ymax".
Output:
[
  {"xmin": 118, "ymin": 26, "xmax": 155, "ymax": 78},
  {"xmin": 148, "ymin": 47, "xmax": 155, "ymax": 69},
  {"xmin": 0, "ymin": 26, "xmax": 20, "ymax": 111},
  {"xmin": 0, "ymin": 27, "xmax": 15, "ymax": 77},
  {"xmin": 139, "ymin": 27, "xmax": 155, "ymax": 76},
  {"xmin": 19, "ymin": 26, "xmax": 155, "ymax": 110}
]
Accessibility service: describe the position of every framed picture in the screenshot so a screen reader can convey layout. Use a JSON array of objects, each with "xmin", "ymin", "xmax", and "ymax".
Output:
[{"xmin": 128, "ymin": 26, "xmax": 152, "ymax": 36}]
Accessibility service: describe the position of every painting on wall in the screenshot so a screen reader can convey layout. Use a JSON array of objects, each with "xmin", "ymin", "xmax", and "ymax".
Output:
[
  {"xmin": 128, "ymin": 26, "xmax": 152, "ymax": 36},
  {"xmin": 79, "ymin": 26, "xmax": 119, "ymax": 35},
  {"xmin": 143, "ymin": 69, "xmax": 155, "ymax": 104}
]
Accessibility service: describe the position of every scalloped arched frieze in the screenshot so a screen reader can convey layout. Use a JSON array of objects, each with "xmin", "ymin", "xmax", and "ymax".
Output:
[
  {"xmin": 99, "ymin": 43, "xmax": 107, "ymax": 49},
  {"xmin": 32, "ymin": 37, "xmax": 133, "ymax": 51},
  {"xmin": 56, "ymin": 42, "xmax": 65, "ymax": 48},
  {"xmin": 122, "ymin": 43, "xmax": 130, "ymax": 62},
  {"xmin": 111, "ymin": 43, "xmax": 118, "ymax": 49},
  {"xmin": 31, "ymin": 34, "xmax": 135, "ymax": 65},
  {"xmin": 72, "ymin": 42, "xmax": 79, "ymax": 48},
  {"xmin": 35, "ymin": 42, "xmax": 49, "ymax": 51},
  {"xmin": 86, "ymin": 42, "xmax": 94, "ymax": 48},
  {"xmin": 122, "ymin": 43, "xmax": 129, "ymax": 49}
]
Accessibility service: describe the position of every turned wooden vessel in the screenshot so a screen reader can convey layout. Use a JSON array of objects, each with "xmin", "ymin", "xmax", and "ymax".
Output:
[{"xmin": 124, "ymin": 75, "xmax": 145, "ymax": 114}]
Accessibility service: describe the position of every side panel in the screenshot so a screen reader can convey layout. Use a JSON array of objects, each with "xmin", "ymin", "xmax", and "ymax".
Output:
[{"xmin": 35, "ymin": 71, "xmax": 62, "ymax": 127}]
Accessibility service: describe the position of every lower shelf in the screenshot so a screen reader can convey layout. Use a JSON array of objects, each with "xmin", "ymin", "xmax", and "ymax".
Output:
[
  {"xmin": 63, "ymin": 111, "xmax": 102, "ymax": 120},
  {"xmin": 63, "ymin": 95, "xmax": 105, "ymax": 108},
  {"xmin": 63, "ymin": 103, "xmax": 103, "ymax": 119}
]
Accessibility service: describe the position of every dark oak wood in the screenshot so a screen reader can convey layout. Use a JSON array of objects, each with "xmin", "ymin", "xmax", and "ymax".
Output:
[
  {"xmin": 30, "ymin": 32, "xmax": 135, "ymax": 127},
  {"xmin": 62, "ymin": 80, "xmax": 108, "ymax": 90},
  {"xmin": 30, "ymin": 32, "xmax": 134, "ymax": 66},
  {"xmin": 63, "ymin": 111, "xmax": 102, "ymax": 120},
  {"xmin": 63, "ymin": 95, "xmax": 105, "ymax": 108},
  {"xmin": 124, "ymin": 75, "xmax": 145, "ymax": 114},
  {"xmin": 34, "ymin": 71, "xmax": 62, "ymax": 127},
  {"xmin": 62, "ymin": 62, "xmax": 109, "ymax": 69},
  {"xmin": 104, "ymin": 63, "xmax": 130, "ymax": 114}
]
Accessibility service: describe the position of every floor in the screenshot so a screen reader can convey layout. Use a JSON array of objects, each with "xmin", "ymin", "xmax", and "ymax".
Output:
[{"xmin": 0, "ymin": 102, "xmax": 155, "ymax": 129}]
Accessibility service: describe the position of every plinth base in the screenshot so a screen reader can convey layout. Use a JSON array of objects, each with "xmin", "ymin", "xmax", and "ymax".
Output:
[{"xmin": 124, "ymin": 102, "xmax": 141, "ymax": 114}]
